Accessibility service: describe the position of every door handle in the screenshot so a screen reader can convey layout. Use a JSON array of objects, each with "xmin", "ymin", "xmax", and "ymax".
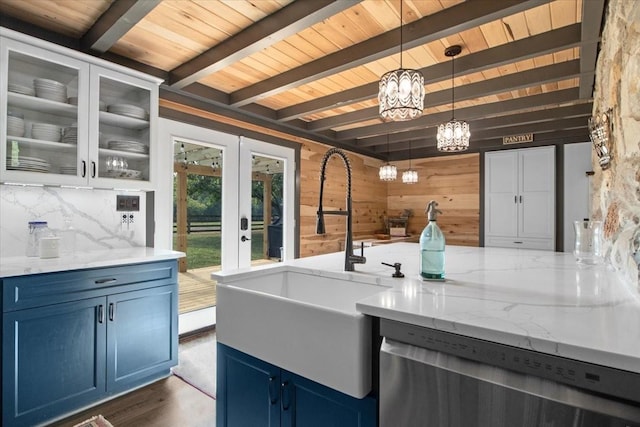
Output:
[
  {"xmin": 108, "ymin": 302, "xmax": 115, "ymax": 321},
  {"xmin": 281, "ymin": 380, "xmax": 291, "ymax": 411},
  {"xmin": 268, "ymin": 376, "xmax": 278, "ymax": 405},
  {"xmin": 95, "ymin": 278, "xmax": 117, "ymax": 285},
  {"xmin": 519, "ymin": 195, "xmax": 523, "ymax": 203},
  {"xmin": 241, "ymin": 235, "xmax": 251, "ymax": 242},
  {"xmin": 91, "ymin": 161, "xmax": 96, "ymax": 178},
  {"xmin": 514, "ymin": 195, "xmax": 517, "ymax": 203},
  {"xmin": 98, "ymin": 304, "xmax": 104, "ymax": 324},
  {"xmin": 81, "ymin": 160, "xmax": 86, "ymax": 177}
]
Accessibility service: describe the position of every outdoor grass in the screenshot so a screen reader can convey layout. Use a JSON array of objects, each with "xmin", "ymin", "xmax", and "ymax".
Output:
[{"xmin": 173, "ymin": 230, "xmax": 265, "ymax": 270}]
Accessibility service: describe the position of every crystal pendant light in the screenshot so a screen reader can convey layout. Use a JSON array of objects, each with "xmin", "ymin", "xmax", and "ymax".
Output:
[
  {"xmin": 437, "ymin": 45, "xmax": 470, "ymax": 152},
  {"xmin": 379, "ymin": 134, "xmax": 397, "ymax": 181},
  {"xmin": 402, "ymin": 140, "xmax": 418, "ymax": 184},
  {"xmin": 378, "ymin": 0, "xmax": 424, "ymax": 122}
]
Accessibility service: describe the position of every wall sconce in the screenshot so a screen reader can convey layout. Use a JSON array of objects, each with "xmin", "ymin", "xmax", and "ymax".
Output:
[{"xmin": 588, "ymin": 110, "xmax": 612, "ymax": 169}]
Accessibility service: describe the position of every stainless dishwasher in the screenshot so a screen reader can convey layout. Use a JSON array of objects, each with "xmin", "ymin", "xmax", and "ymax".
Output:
[{"xmin": 379, "ymin": 319, "xmax": 640, "ymax": 427}]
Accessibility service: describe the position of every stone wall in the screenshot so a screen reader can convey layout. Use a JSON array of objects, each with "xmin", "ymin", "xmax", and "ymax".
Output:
[{"xmin": 591, "ymin": 0, "xmax": 640, "ymax": 286}]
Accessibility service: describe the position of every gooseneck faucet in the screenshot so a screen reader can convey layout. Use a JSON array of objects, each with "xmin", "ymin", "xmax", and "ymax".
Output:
[{"xmin": 316, "ymin": 148, "xmax": 366, "ymax": 271}]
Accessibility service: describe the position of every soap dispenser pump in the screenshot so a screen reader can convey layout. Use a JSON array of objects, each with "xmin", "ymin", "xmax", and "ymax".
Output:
[{"xmin": 420, "ymin": 200, "xmax": 445, "ymax": 280}]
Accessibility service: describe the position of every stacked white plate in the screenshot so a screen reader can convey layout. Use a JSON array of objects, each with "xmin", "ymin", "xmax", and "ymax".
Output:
[
  {"xmin": 107, "ymin": 104, "xmax": 148, "ymax": 120},
  {"xmin": 6, "ymin": 156, "xmax": 50, "ymax": 173},
  {"xmin": 34, "ymin": 78, "xmax": 67, "ymax": 103},
  {"xmin": 32, "ymin": 123, "xmax": 62, "ymax": 142},
  {"xmin": 8, "ymin": 83, "xmax": 35, "ymax": 96},
  {"xmin": 108, "ymin": 139, "xmax": 148, "ymax": 154},
  {"xmin": 59, "ymin": 165, "xmax": 77, "ymax": 175},
  {"xmin": 62, "ymin": 126, "xmax": 78, "ymax": 144},
  {"xmin": 103, "ymin": 168, "xmax": 143, "ymax": 180},
  {"xmin": 7, "ymin": 112, "xmax": 25, "ymax": 137}
]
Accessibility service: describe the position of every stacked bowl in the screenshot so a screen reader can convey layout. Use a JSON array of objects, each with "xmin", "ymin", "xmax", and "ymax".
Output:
[
  {"xmin": 34, "ymin": 78, "xmax": 67, "ymax": 103},
  {"xmin": 108, "ymin": 104, "xmax": 148, "ymax": 120},
  {"xmin": 59, "ymin": 165, "xmax": 77, "ymax": 175},
  {"xmin": 32, "ymin": 123, "xmax": 62, "ymax": 142},
  {"xmin": 62, "ymin": 126, "xmax": 78, "ymax": 144},
  {"xmin": 7, "ymin": 111, "xmax": 25, "ymax": 137},
  {"xmin": 8, "ymin": 83, "xmax": 35, "ymax": 96}
]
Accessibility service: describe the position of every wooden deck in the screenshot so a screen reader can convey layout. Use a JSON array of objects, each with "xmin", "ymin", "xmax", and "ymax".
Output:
[{"xmin": 178, "ymin": 259, "xmax": 277, "ymax": 314}]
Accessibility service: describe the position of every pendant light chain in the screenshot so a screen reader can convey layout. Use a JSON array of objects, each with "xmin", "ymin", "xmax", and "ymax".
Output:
[
  {"xmin": 451, "ymin": 51, "xmax": 455, "ymax": 119},
  {"xmin": 399, "ymin": 0, "xmax": 403, "ymax": 68}
]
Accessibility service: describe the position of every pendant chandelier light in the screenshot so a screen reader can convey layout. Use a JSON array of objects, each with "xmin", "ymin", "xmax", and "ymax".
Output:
[
  {"xmin": 379, "ymin": 134, "xmax": 397, "ymax": 181},
  {"xmin": 402, "ymin": 140, "xmax": 418, "ymax": 184},
  {"xmin": 378, "ymin": 0, "xmax": 424, "ymax": 122},
  {"xmin": 437, "ymin": 45, "xmax": 470, "ymax": 152}
]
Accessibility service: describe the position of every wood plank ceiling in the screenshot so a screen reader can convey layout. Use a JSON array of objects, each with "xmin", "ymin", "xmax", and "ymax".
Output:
[{"xmin": 0, "ymin": 0, "xmax": 605, "ymax": 161}]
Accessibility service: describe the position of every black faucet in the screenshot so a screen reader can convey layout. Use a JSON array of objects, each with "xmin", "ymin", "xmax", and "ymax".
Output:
[{"xmin": 316, "ymin": 148, "xmax": 366, "ymax": 271}]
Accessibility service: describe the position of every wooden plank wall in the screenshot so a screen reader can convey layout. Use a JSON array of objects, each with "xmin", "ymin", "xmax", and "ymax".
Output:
[
  {"xmin": 386, "ymin": 153, "xmax": 480, "ymax": 247},
  {"xmin": 159, "ymin": 100, "xmax": 479, "ymax": 257},
  {"xmin": 299, "ymin": 140, "xmax": 387, "ymax": 257}
]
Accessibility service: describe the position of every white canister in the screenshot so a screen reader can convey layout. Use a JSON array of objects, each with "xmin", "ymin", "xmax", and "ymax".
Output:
[{"xmin": 40, "ymin": 236, "xmax": 60, "ymax": 259}]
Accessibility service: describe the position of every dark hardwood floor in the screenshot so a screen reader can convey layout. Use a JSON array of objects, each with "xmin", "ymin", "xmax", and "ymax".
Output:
[{"xmin": 49, "ymin": 375, "xmax": 216, "ymax": 427}]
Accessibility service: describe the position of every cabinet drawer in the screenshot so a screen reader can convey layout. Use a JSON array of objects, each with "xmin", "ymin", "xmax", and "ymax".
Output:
[
  {"xmin": 2, "ymin": 260, "xmax": 177, "ymax": 312},
  {"xmin": 485, "ymin": 236, "xmax": 554, "ymax": 251}
]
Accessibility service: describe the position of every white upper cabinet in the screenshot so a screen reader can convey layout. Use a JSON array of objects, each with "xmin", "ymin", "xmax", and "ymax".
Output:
[
  {"xmin": 485, "ymin": 146, "xmax": 556, "ymax": 250},
  {"xmin": 1, "ymin": 29, "xmax": 160, "ymax": 190}
]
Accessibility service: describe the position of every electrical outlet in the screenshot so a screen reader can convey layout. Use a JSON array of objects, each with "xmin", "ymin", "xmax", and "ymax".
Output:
[{"xmin": 116, "ymin": 195, "xmax": 140, "ymax": 211}]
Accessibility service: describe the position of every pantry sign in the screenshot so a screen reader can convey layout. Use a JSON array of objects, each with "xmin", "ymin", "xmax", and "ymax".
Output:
[{"xmin": 503, "ymin": 133, "xmax": 534, "ymax": 145}]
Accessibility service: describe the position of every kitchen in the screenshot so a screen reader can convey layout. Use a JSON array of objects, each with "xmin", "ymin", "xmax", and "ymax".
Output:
[{"xmin": 1, "ymin": 0, "xmax": 639, "ymax": 426}]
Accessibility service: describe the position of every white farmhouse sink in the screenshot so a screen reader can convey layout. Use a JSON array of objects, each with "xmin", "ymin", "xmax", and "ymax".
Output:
[{"xmin": 215, "ymin": 267, "xmax": 390, "ymax": 398}]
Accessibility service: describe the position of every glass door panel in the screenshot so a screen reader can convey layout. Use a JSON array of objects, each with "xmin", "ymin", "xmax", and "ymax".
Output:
[
  {"xmin": 2, "ymin": 39, "xmax": 88, "ymax": 185},
  {"xmin": 239, "ymin": 137, "xmax": 295, "ymax": 269},
  {"xmin": 95, "ymin": 72, "xmax": 151, "ymax": 185}
]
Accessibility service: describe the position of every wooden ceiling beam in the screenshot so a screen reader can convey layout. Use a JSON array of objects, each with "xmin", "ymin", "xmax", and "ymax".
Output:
[
  {"xmin": 382, "ymin": 119, "xmax": 588, "ymax": 158},
  {"xmin": 357, "ymin": 102, "xmax": 593, "ymax": 148},
  {"xmin": 81, "ymin": 0, "xmax": 161, "ymax": 52},
  {"xmin": 277, "ymin": 23, "xmax": 582, "ymax": 121},
  {"xmin": 326, "ymin": 60, "xmax": 581, "ymax": 136},
  {"xmin": 578, "ymin": 0, "xmax": 606, "ymax": 98},
  {"xmin": 229, "ymin": 0, "xmax": 552, "ymax": 107},
  {"xmin": 399, "ymin": 129, "xmax": 589, "ymax": 159},
  {"xmin": 379, "ymin": 116, "xmax": 588, "ymax": 153},
  {"xmin": 169, "ymin": 0, "xmax": 362, "ymax": 88}
]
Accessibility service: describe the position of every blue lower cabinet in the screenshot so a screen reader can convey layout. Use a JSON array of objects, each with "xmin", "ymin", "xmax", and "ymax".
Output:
[
  {"xmin": 217, "ymin": 343, "xmax": 377, "ymax": 427},
  {"xmin": 2, "ymin": 297, "xmax": 107, "ymax": 427},
  {"xmin": 106, "ymin": 286, "xmax": 178, "ymax": 393},
  {"xmin": 1, "ymin": 261, "xmax": 179, "ymax": 427}
]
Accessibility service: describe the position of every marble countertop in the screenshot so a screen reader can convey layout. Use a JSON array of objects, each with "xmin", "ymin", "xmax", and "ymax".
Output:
[
  {"xmin": 219, "ymin": 243, "xmax": 640, "ymax": 373},
  {"xmin": 0, "ymin": 247, "xmax": 185, "ymax": 278}
]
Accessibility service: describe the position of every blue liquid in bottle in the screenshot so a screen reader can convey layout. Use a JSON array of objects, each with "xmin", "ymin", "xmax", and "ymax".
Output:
[{"xmin": 420, "ymin": 201, "xmax": 445, "ymax": 280}]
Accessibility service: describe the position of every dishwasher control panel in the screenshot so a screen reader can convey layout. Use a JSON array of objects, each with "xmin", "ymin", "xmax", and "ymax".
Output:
[{"xmin": 380, "ymin": 318, "xmax": 640, "ymax": 405}]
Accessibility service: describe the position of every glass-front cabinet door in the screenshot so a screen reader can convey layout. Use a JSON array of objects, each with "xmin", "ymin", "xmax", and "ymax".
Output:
[
  {"xmin": 89, "ymin": 66, "xmax": 157, "ymax": 190},
  {"xmin": 1, "ymin": 38, "xmax": 89, "ymax": 186},
  {"xmin": 1, "ymin": 31, "xmax": 159, "ymax": 190}
]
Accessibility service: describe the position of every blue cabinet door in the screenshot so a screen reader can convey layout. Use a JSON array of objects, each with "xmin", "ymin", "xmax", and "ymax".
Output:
[
  {"xmin": 2, "ymin": 297, "xmax": 106, "ymax": 427},
  {"xmin": 217, "ymin": 343, "xmax": 281, "ymax": 427},
  {"xmin": 106, "ymin": 284, "xmax": 178, "ymax": 393},
  {"xmin": 282, "ymin": 370, "xmax": 377, "ymax": 427},
  {"xmin": 217, "ymin": 344, "xmax": 377, "ymax": 427}
]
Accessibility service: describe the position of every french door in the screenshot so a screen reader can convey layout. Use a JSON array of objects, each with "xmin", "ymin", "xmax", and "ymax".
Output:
[
  {"xmin": 238, "ymin": 136, "xmax": 295, "ymax": 268},
  {"xmin": 158, "ymin": 119, "xmax": 296, "ymax": 332}
]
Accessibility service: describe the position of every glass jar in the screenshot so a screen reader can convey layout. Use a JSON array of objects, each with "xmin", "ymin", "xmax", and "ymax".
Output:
[
  {"xmin": 27, "ymin": 221, "xmax": 48, "ymax": 257},
  {"xmin": 573, "ymin": 219, "xmax": 603, "ymax": 264}
]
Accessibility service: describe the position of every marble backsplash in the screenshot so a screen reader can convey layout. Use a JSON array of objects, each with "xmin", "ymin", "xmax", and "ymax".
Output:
[{"xmin": 0, "ymin": 184, "xmax": 146, "ymax": 258}]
